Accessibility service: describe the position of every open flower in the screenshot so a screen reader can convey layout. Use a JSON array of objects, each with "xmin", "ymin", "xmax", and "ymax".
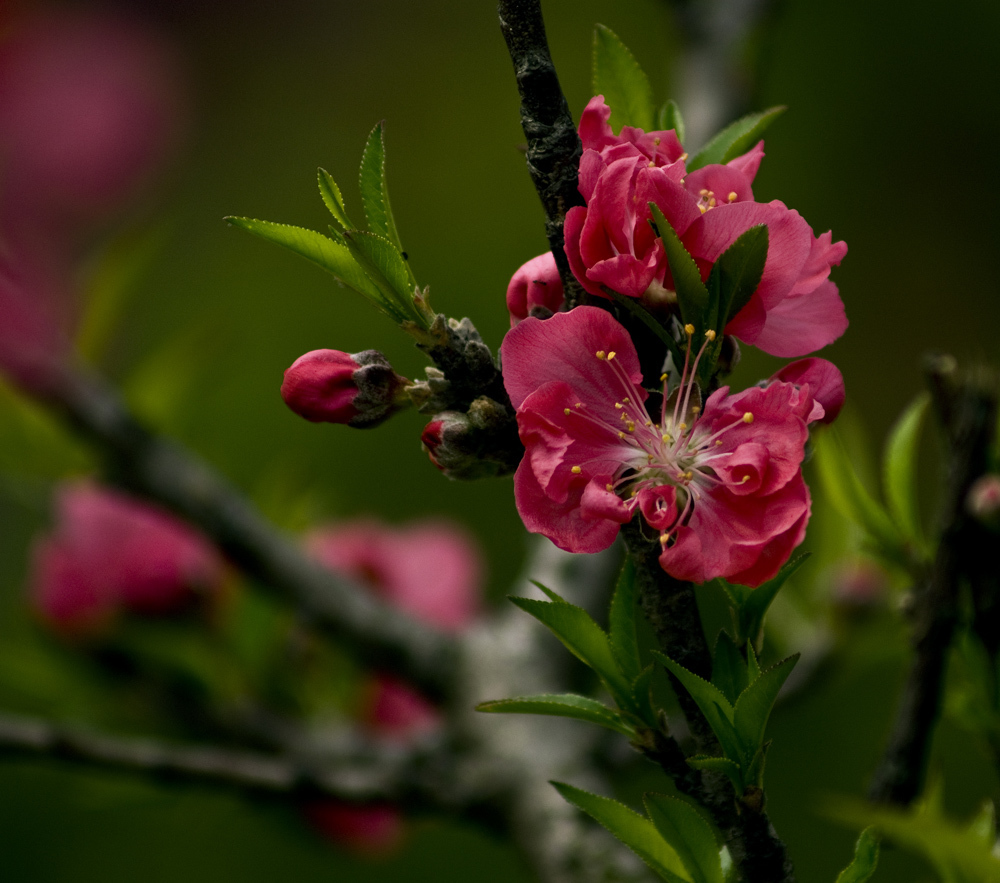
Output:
[
  {"xmin": 501, "ymin": 307, "xmax": 835, "ymax": 587},
  {"xmin": 564, "ymin": 96, "xmax": 847, "ymax": 358}
]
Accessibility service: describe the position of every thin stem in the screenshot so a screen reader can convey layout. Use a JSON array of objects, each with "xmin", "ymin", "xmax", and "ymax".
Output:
[
  {"xmin": 868, "ymin": 358, "xmax": 999, "ymax": 805},
  {"xmin": 622, "ymin": 520, "xmax": 795, "ymax": 883},
  {"xmin": 497, "ymin": 0, "xmax": 587, "ymax": 309}
]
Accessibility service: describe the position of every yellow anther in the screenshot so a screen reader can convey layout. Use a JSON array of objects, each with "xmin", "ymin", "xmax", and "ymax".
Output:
[
  {"xmin": 564, "ymin": 408, "xmax": 571, "ymax": 415},
  {"xmin": 607, "ymin": 351, "xmax": 617, "ymax": 361},
  {"xmin": 575, "ymin": 402, "xmax": 583, "ymax": 408},
  {"xmin": 743, "ymin": 412, "xmax": 754, "ymax": 424},
  {"xmin": 715, "ymin": 439, "xmax": 723, "ymax": 446},
  {"xmin": 691, "ymin": 405, "xmax": 701, "ymax": 415},
  {"xmin": 626, "ymin": 422, "xmax": 636, "ymax": 432},
  {"xmin": 596, "ymin": 350, "xmax": 606, "ymax": 360},
  {"xmin": 708, "ymin": 197, "xmax": 717, "ymax": 207},
  {"xmin": 705, "ymin": 329, "xmax": 717, "ymax": 341},
  {"xmin": 698, "ymin": 204, "xmax": 707, "ymax": 214},
  {"xmin": 662, "ymin": 433, "xmax": 673, "ymax": 443},
  {"xmin": 678, "ymin": 422, "xmax": 687, "ymax": 431},
  {"xmin": 727, "ymin": 191, "xmax": 738, "ymax": 202},
  {"xmin": 648, "ymin": 161, "xmax": 656, "ymax": 168},
  {"xmin": 684, "ymin": 471, "xmax": 694, "ymax": 480},
  {"xmin": 653, "ymin": 137, "xmax": 661, "ymax": 146},
  {"xmin": 622, "ymin": 397, "xmax": 629, "ymax": 403},
  {"xmin": 679, "ymin": 152, "xmax": 688, "ymax": 161},
  {"xmin": 684, "ymin": 323, "xmax": 695, "ymax": 336},
  {"xmin": 660, "ymin": 373, "xmax": 668, "ymax": 382},
  {"xmin": 645, "ymin": 420, "xmax": 652, "ymax": 427},
  {"xmin": 740, "ymin": 474, "xmax": 751, "ymax": 483},
  {"xmin": 615, "ymin": 402, "xmax": 623, "ymax": 409},
  {"xmin": 659, "ymin": 533, "xmax": 669, "ymax": 546},
  {"xmin": 699, "ymin": 188, "xmax": 709, "ymax": 196},
  {"xmin": 618, "ymin": 431, "xmax": 626, "ymax": 439},
  {"xmin": 606, "ymin": 483, "xmax": 614, "ymax": 492},
  {"xmin": 571, "ymin": 466, "xmax": 582, "ymax": 474}
]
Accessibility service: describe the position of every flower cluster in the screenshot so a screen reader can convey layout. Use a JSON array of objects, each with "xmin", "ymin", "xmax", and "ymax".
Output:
[
  {"xmin": 30, "ymin": 482, "xmax": 225, "ymax": 632},
  {"xmin": 304, "ymin": 519, "xmax": 482, "ymax": 852},
  {"xmin": 563, "ymin": 96, "xmax": 847, "ymax": 358},
  {"xmin": 500, "ymin": 96, "xmax": 848, "ymax": 587}
]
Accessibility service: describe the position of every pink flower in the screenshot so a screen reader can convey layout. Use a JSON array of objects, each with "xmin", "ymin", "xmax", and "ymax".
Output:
[
  {"xmin": 506, "ymin": 252, "xmax": 565, "ymax": 326},
  {"xmin": 281, "ymin": 349, "xmax": 408, "ymax": 428},
  {"xmin": 304, "ymin": 519, "xmax": 482, "ymax": 852},
  {"xmin": 501, "ymin": 306, "xmax": 829, "ymax": 587},
  {"xmin": 563, "ymin": 96, "xmax": 847, "ymax": 358},
  {"xmin": 30, "ymin": 482, "xmax": 225, "ymax": 632},
  {"xmin": 770, "ymin": 357, "xmax": 845, "ymax": 424}
]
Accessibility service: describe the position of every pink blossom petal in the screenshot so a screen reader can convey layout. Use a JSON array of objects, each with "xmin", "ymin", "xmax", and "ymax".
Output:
[{"xmin": 751, "ymin": 279, "xmax": 848, "ymax": 358}]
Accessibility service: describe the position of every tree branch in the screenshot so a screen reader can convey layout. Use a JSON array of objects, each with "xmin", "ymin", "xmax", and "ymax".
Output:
[
  {"xmin": 497, "ymin": 0, "xmax": 587, "ymax": 308},
  {"xmin": 868, "ymin": 357, "xmax": 999, "ymax": 805},
  {"xmin": 39, "ymin": 368, "xmax": 459, "ymax": 703},
  {"xmin": 623, "ymin": 521, "xmax": 795, "ymax": 883}
]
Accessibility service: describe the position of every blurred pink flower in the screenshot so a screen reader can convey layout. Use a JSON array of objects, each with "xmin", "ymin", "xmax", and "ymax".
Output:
[
  {"xmin": 0, "ymin": 8, "xmax": 186, "ymax": 249},
  {"xmin": 501, "ymin": 307, "xmax": 830, "ymax": 586},
  {"xmin": 303, "ymin": 518, "xmax": 483, "ymax": 852},
  {"xmin": 30, "ymin": 482, "xmax": 225, "ymax": 633},
  {"xmin": 564, "ymin": 96, "xmax": 847, "ymax": 358}
]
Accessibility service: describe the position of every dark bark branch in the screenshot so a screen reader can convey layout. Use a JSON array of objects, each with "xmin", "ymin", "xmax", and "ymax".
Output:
[
  {"xmin": 497, "ymin": 0, "xmax": 587, "ymax": 309},
  {"xmin": 623, "ymin": 521, "xmax": 795, "ymax": 883},
  {"xmin": 868, "ymin": 358, "xmax": 999, "ymax": 806},
  {"xmin": 40, "ymin": 368, "xmax": 459, "ymax": 703}
]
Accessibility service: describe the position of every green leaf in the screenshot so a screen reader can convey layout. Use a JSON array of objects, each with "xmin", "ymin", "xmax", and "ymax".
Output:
[
  {"xmin": 317, "ymin": 168, "xmax": 354, "ymax": 229},
  {"xmin": 723, "ymin": 552, "xmax": 809, "ymax": 647},
  {"xmin": 711, "ymin": 632, "xmax": 748, "ymax": 706},
  {"xmin": 746, "ymin": 641, "xmax": 761, "ymax": 684},
  {"xmin": 631, "ymin": 664, "xmax": 657, "ymax": 727},
  {"xmin": 476, "ymin": 694, "xmax": 637, "ymax": 737},
  {"xmin": 882, "ymin": 391, "xmax": 931, "ymax": 553},
  {"xmin": 604, "ymin": 287, "xmax": 687, "ymax": 367},
  {"xmin": 644, "ymin": 794, "xmax": 723, "ymax": 883},
  {"xmin": 713, "ymin": 225, "xmax": 768, "ymax": 333},
  {"xmin": 652, "ymin": 651, "xmax": 740, "ymax": 763},
  {"xmin": 687, "ymin": 107, "xmax": 786, "ymax": 171},
  {"xmin": 225, "ymin": 217, "xmax": 397, "ymax": 316},
  {"xmin": 529, "ymin": 579, "xmax": 565, "ymax": 603},
  {"xmin": 553, "ymin": 783, "xmax": 692, "ymax": 883},
  {"xmin": 814, "ymin": 428, "xmax": 904, "ymax": 556},
  {"xmin": 341, "ymin": 230, "xmax": 427, "ymax": 328},
  {"xmin": 835, "ymin": 827, "xmax": 880, "ymax": 883},
  {"xmin": 610, "ymin": 558, "xmax": 643, "ymax": 684},
  {"xmin": 649, "ymin": 203, "xmax": 710, "ymax": 332},
  {"xmin": 592, "ymin": 25, "xmax": 655, "ymax": 133},
  {"xmin": 358, "ymin": 123, "xmax": 415, "ymax": 284},
  {"xmin": 657, "ymin": 99, "xmax": 686, "ymax": 145},
  {"xmin": 686, "ymin": 756, "xmax": 743, "ymax": 793},
  {"xmin": 733, "ymin": 654, "xmax": 799, "ymax": 771},
  {"xmin": 509, "ymin": 596, "xmax": 635, "ymax": 710}
]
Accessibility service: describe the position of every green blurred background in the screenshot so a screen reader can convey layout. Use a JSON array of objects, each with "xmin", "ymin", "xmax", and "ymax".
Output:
[{"xmin": 2, "ymin": 0, "xmax": 999, "ymax": 879}]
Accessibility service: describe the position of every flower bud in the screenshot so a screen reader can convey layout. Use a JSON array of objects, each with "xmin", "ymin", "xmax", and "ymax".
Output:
[
  {"xmin": 967, "ymin": 474, "xmax": 1000, "ymax": 526},
  {"xmin": 506, "ymin": 252, "xmax": 564, "ymax": 327},
  {"xmin": 770, "ymin": 357, "xmax": 845, "ymax": 424},
  {"xmin": 421, "ymin": 398, "xmax": 520, "ymax": 480},
  {"xmin": 281, "ymin": 349, "xmax": 409, "ymax": 428},
  {"xmin": 302, "ymin": 802, "xmax": 405, "ymax": 855}
]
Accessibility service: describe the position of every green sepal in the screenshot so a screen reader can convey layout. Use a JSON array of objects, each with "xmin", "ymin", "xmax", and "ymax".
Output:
[
  {"xmin": 882, "ymin": 391, "xmax": 931, "ymax": 556},
  {"xmin": 509, "ymin": 595, "xmax": 635, "ymax": 712},
  {"xmin": 732, "ymin": 654, "xmax": 799, "ymax": 771},
  {"xmin": 814, "ymin": 428, "xmax": 905, "ymax": 558},
  {"xmin": 649, "ymin": 203, "xmax": 709, "ymax": 332},
  {"xmin": 552, "ymin": 782, "xmax": 693, "ymax": 883},
  {"xmin": 592, "ymin": 25, "xmax": 655, "ymax": 133},
  {"xmin": 711, "ymin": 632, "xmax": 749, "ymax": 706},
  {"xmin": 719, "ymin": 552, "xmax": 809, "ymax": 648},
  {"xmin": 317, "ymin": 168, "xmax": 355, "ymax": 230},
  {"xmin": 609, "ymin": 558, "xmax": 642, "ymax": 684},
  {"xmin": 686, "ymin": 755, "xmax": 743, "ymax": 793},
  {"xmin": 644, "ymin": 794, "xmax": 724, "ymax": 883},
  {"xmin": 687, "ymin": 107, "xmax": 786, "ymax": 171},
  {"xmin": 835, "ymin": 827, "xmax": 880, "ymax": 883},
  {"xmin": 358, "ymin": 122, "xmax": 416, "ymax": 286},
  {"xmin": 652, "ymin": 651, "xmax": 740, "ymax": 764},
  {"xmin": 476, "ymin": 693, "xmax": 637, "ymax": 738},
  {"xmin": 657, "ymin": 99, "xmax": 686, "ymax": 144},
  {"xmin": 225, "ymin": 217, "xmax": 395, "ymax": 316}
]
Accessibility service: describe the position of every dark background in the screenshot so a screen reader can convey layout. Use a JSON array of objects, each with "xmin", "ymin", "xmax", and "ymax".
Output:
[{"xmin": 1, "ymin": 0, "xmax": 999, "ymax": 880}]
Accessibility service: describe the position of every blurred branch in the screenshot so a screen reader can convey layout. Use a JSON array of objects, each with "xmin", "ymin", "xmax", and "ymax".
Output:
[
  {"xmin": 868, "ymin": 357, "xmax": 999, "ymax": 806},
  {"xmin": 623, "ymin": 522, "xmax": 796, "ymax": 883},
  {"xmin": 664, "ymin": 0, "xmax": 779, "ymax": 147},
  {"xmin": 39, "ymin": 368, "xmax": 459, "ymax": 703},
  {"xmin": 497, "ymin": 0, "xmax": 587, "ymax": 309}
]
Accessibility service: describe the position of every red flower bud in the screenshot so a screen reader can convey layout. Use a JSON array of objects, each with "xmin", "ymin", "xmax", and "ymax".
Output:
[
  {"xmin": 770, "ymin": 357, "xmax": 845, "ymax": 424},
  {"xmin": 506, "ymin": 252, "xmax": 565, "ymax": 327},
  {"xmin": 302, "ymin": 802, "xmax": 405, "ymax": 855},
  {"xmin": 281, "ymin": 349, "xmax": 408, "ymax": 428}
]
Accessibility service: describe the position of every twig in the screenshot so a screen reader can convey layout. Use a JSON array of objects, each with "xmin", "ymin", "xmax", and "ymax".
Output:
[
  {"xmin": 40, "ymin": 368, "xmax": 459, "ymax": 703},
  {"xmin": 497, "ymin": 0, "xmax": 587, "ymax": 309},
  {"xmin": 623, "ymin": 521, "xmax": 796, "ymax": 883},
  {"xmin": 868, "ymin": 357, "xmax": 999, "ymax": 806}
]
